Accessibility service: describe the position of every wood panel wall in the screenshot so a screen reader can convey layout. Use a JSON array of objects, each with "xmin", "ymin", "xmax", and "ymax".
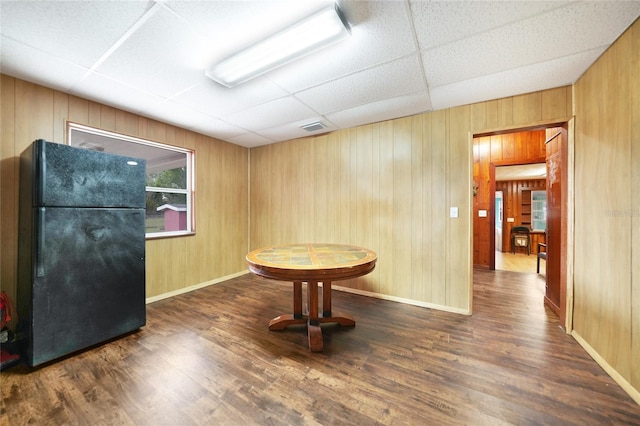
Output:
[
  {"xmin": 495, "ymin": 179, "xmax": 546, "ymax": 253},
  {"xmin": 473, "ymin": 131, "xmax": 546, "ymax": 267},
  {"xmin": 573, "ymin": 18, "xmax": 640, "ymax": 401},
  {"xmin": 0, "ymin": 75, "xmax": 249, "ymax": 305},
  {"xmin": 250, "ymin": 88, "xmax": 571, "ymax": 314}
]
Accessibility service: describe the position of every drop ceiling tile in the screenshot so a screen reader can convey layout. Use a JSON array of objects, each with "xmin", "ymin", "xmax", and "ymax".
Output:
[
  {"xmin": 295, "ymin": 55, "xmax": 426, "ymax": 114},
  {"xmin": 222, "ymin": 97, "xmax": 317, "ymax": 131},
  {"xmin": 0, "ymin": 1, "xmax": 152, "ymax": 68},
  {"xmin": 422, "ymin": 1, "xmax": 640, "ymax": 87},
  {"xmin": 429, "ymin": 48, "xmax": 605, "ymax": 110},
  {"xmin": 227, "ymin": 133, "xmax": 275, "ymax": 149},
  {"xmin": 326, "ymin": 90, "xmax": 431, "ymax": 129},
  {"xmin": 0, "ymin": 37, "xmax": 88, "ymax": 92},
  {"xmin": 172, "ymin": 77, "xmax": 289, "ymax": 117},
  {"xmin": 410, "ymin": 1, "xmax": 569, "ymax": 50},
  {"xmin": 186, "ymin": 116, "xmax": 249, "ymax": 142},
  {"xmin": 267, "ymin": 0, "xmax": 417, "ymax": 93},
  {"xmin": 137, "ymin": 99, "xmax": 232, "ymax": 138},
  {"xmin": 95, "ymin": 6, "xmax": 206, "ymax": 99},
  {"xmin": 71, "ymin": 72, "xmax": 166, "ymax": 117}
]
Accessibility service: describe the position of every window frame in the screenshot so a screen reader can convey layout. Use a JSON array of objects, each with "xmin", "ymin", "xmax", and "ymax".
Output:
[
  {"xmin": 531, "ymin": 189, "xmax": 547, "ymax": 232},
  {"xmin": 66, "ymin": 122, "xmax": 195, "ymax": 239}
]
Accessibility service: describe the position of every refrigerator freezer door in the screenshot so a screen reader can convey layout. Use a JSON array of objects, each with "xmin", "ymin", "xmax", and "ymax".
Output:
[
  {"xmin": 32, "ymin": 139, "xmax": 146, "ymax": 208},
  {"xmin": 27, "ymin": 207, "xmax": 145, "ymax": 366}
]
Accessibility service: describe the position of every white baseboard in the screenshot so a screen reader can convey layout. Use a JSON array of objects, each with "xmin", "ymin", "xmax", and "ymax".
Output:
[
  {"xmin": 330, "ymin": 283, "xmax": 471, "ymax": 315},
  {"xmin": 145, "ymin": 270, "xmax": 250, "ymax": 304},
  {"xmin": 572, "ymin": 330, "xmax": 640, "ymax": 406}
]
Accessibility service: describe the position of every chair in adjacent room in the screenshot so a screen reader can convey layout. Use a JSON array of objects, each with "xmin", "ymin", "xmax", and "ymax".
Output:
[
  {"xmin": 537, "ymin": 241, "xmax": 547, "ymax": 273},
  {"xmin": 510, "ymin": 226, "xmax": 531, "ymax": 255}
]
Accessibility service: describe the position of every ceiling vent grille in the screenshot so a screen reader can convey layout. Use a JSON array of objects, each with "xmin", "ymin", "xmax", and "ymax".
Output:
[{"xmin": 301, "ymin": 121, "xmax": 327, "ymax": 132}]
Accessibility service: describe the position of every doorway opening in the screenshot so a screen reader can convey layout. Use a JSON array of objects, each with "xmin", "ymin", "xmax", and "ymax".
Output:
[
  {"xmin": 472, "ymin": 122, "xmax": 571, "ymax": 328},
  {"xmin": 494, "ymin": 163, "xmax": 546, "ymax": 274}
]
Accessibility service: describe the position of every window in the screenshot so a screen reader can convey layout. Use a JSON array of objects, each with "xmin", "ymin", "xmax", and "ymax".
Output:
[
  {"xmin": 531, "ymin": 190, "xmax": 547, "ymax": 231},
  {"xmin": 67, "ymin": 122, "xmax": 195, "ymax": 238}
]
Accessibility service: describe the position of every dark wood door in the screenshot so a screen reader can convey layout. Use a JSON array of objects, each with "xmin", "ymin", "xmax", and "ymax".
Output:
[
  {"xmin": 545, "ymin": 150, "xmax": 562, "ymax": 314},
  {"xmin": 544, "ymin": 126, "xmax": 568, "ymax": 326}
]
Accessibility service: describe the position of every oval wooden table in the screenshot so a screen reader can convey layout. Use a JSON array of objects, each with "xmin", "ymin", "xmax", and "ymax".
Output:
[{"xmin": 246, "ymin": 243, "xmax": 377, "ymax": 352}]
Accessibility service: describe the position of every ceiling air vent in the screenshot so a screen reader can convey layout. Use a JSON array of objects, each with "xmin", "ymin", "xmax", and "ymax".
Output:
[{"xmin": 301, "ymin": 121, "xmax": 327, "ymax": 132}]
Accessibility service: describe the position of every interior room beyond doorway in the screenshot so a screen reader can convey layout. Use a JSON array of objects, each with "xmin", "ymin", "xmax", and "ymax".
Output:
[{"xmin": 495, "ymin": 162, "xmax": 546, "ymax": 274}]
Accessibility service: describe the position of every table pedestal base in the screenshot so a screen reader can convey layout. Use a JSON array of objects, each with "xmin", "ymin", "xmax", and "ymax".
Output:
[
  {"xmin": 268, "ymin": 313, "xmax": 355, "ymax": 352},
  {"xmin": 268, "ymin": 281, "xmax": 355, "ymax": 352}
]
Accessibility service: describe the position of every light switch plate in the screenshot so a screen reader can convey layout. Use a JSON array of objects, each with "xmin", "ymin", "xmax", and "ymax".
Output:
[
  {"xmin": 450, "ymin": 207, "xmax": 458, "ymax": 218},
  {"xmin": 478, "ymin": 210, "xmax": 487, "ymax": 217},
  {"xmin": 507, "ymin": 217, "xmax": 515, "ymax": 222}
]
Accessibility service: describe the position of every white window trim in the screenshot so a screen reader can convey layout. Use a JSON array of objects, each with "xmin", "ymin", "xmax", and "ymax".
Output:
[{"xmin": 66, "ymin": 122, "xmax": 195, "ymax": 239}]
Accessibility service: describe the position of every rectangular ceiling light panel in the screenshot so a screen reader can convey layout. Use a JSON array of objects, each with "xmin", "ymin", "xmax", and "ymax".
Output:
[{"xmin": 206, "ymin": 4, "xmax": 351, "ymax": 87}]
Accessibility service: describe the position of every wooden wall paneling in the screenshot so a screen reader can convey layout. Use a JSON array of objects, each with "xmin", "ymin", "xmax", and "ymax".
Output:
[
  {"xmin": 88, "ymin": 101, "xmax": 101, "ymax": 128},
  {"xmin": 369, "ymin": 123, "xmax": 382, "ymax": 293},
  {"xmin": 313, "ymin": 134, "xmax": 329, "ymax": 243},
  {"xmin": 0, "ymin": 75, "xmax": 16, "ymax": 301},
  {"xmin": 249, "ymin": 144, "xmax": 266, "ymax": 249},
  {"xmin": 514, "ymin": 130, "xmax": 528, "ymax": 159},
  {"xmin": 356, "ymin": 124, "xmax": 376, "ymax": 292},
  {"xmin": 420, "ymin": 113, "xmax": 434, "ymax": 302},
  {"xmin": 215, "ymin": 140, "xmax": 248, "ymax": 276},
  {"xmin": 573, "ymin": 19, "xmax": 637, "ymax": 399},
  {"xmin": 322, "ymin": 134, "xmax": 338, "ymax": 246},
  {"xmin": 115, "ymin": 109, "xmax": 138, "ymax": 137},
  {"xmin": 270, "ymin": 141, "xmax": 283, "ymax": 246},
  {"xmin": 376, "ymin": 122, "xmax": 394, "ymax": 296},
  {"xmin": 53, "ymin": 91, "xmax": 68, "ymax": 143},
  {"xmin": 16, "ymin": 80, "xmax": 54, "ymax": 150},
  {"xmin": 300, "ymin": 137, "xmax": 317, "ymax": 244},
  {"xmin": 496, "ymin": 97, "xmax": 513, "ymax": 128},
  {"xmin": 410, "ymin": 115, "xmax": 424, "ymax": 300},
  {"xmin": 68, "ymin": 95, "xmax": 89, "ymax": 126},
  {"xmin": 185, "ymin": 134, "xmax": 212, "ymax": 288},
  {"xmin": 489, "ymin": 133, "xmax": 502, "ymax": 161},
  {"xmin": 541, "ymin": 87, "xmax": 570, "ymax": 121},
  {"xmin": 470, "ymin": 102, "xmax": 487, "ymax": 132},
  {"xmin": 513, "ymin": 92, "xmax": 542, "ymax": 125},
  {"xmin": 392, "ymin": 116, "xmax": 413, "ymax": 299},
  {"xmin": 337, "ymin": 130, "xmax": 354, "ymax": 250},
  {"xmin": 146, "ymin": 237, "xmax": 187, "ymax": 297},
  {"xmin": 100, "ymin": 105, "xmax": 117, "ymax": 132},
  {"xmin": 447, "ymin": 106, "xmax": 471, "ymax": 310},
  {"xmin": 139, "ymin": 116, "xmax": 168, "ymax": 144},
  {"xmin": 631, "ymin": 17, "xmax": 640, "ymax": 392},
  {"xmin": 501, "ymin": 132, "xmax": 515, "ymax": 160},
  {"xmin": 430, "ymin": 109, "xmax": 447, "ymax": 306},
  {"xmin": 484, "ymin": 99, "xmax": 499, "ymax": 130}
]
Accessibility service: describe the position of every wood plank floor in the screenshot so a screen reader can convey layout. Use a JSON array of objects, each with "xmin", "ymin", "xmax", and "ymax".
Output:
[
  {"xmin": 2, "ymin": 269, "xmax": 639, "ymax": 425},
  {"xmin": 495, "ymin": 250, "xmax": 544, "ymax": 274}
]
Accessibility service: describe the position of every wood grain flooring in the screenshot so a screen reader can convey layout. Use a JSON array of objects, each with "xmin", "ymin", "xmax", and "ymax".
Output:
[
  {"xmin": 2, "ymin": 269, "xmax": 639, "ymax": 425},
  {"xmin": 495, "ymin": 250, "xmax": 544, "ymax": 274}
]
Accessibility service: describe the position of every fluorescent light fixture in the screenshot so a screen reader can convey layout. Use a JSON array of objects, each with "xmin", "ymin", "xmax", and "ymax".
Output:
[{"xmin": 206, "ymin": 3, "xmax": 351, "ymax": 87}]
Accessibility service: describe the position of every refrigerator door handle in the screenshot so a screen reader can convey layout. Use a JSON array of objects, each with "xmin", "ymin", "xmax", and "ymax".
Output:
[{"xmin": 36, "ymin": 208, "xmax": 45, "ymax": 277}]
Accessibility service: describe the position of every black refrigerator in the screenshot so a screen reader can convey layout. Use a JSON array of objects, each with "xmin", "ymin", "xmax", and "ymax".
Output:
[{"xmin": 18, "ymin": 139, "xmax": 147, "ymax": 366}]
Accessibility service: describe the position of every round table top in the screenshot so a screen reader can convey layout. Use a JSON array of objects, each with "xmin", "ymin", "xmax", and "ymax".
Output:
[{"xmin": 246, "ymin": 243, "xmax": 377, "ymax": 282}]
